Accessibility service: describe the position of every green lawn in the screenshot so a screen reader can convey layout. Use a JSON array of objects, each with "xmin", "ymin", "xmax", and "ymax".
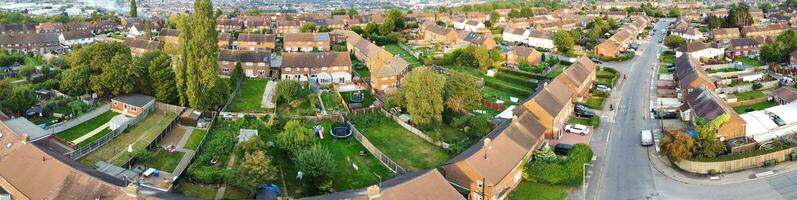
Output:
[
  {"xmin": 77, "ymin": 128, "xmax": 111, "ymax": 147},
  {"xmin": 569, "ymin": 116, "xmax": 600, "ymax": 128},
  {"xmin": 446, "ymin": 66, "xmax": 533, "ymax": 98},
  {"xmin": 481, "ymin": 86, "xmax": 516, "ymax": 105},
  {"xmin": 340, "ymin": 90, "xmax": 375, "ymax": 108},
  {"xmin": 174, "ymin": 182, "xmax": 218, "ymax": 199},
  {"xmin": 352, "ymin": 56, "xmax": 371, "ymax": 78},
  {"xmin": 706, "ymin": 67, "xmax": 743, "ymax": 74},
  {"xmin": 736, "ymin": 57, "xmax": 764, "ymax": 66},
  {"xmin": 320, "ymin": 92, "xmax": 344, "ymax": 112},
  {"xmin": 734, "ymin": 90, "xmax": 766, "ymax": 101},
  {"xmin": 584, "ymin": 96, "xmax": 606, "ymax": 110},
  {"xmin": 229, "ymin": 79, "xmax": 268, "ymax": 112},
  {"xmin": 349, "ymin": 113, "xmax": 451, "ymax": 171},
  {"xmin": 383, "ymin": 44, "xmax": 421, "ymax": 67},
  {"xmin": 79, "ymin": 111, "xmax": 180, "ymax": 166},
  {"xmin": 148, "ymin": 149, "xmax": 185, "ymax": 173},
  {"xmin": 733, "ymin": 101, "xmax": 777, "ymax": 114},
  {"xmin": 660, "ymin": 51, "xmax": 675, "ymax": 64},
  {"xmin": 183, "ymin": 129, "xmax": 206, "ymax": 150},
  {"xmin": 659, "ymin": 64, "xmax": 671, "ymax": 75},
  {"xmin": 224, "ymin": 187, "xmax": 251, "ymax": 199},
  {"xmin": 24, "ymin": 56, "xmax": 44, "ymax": 66},
  {"xmin": 56, "ymin": 111, "xmax": 119, "ymax": 142},
  {"xmin": 507, "ymin": 181, "xmax": 568, "ymax": 200},
  {"xmin": 545, "ymin": 64, "xmax": 566, "ymax": 79}
]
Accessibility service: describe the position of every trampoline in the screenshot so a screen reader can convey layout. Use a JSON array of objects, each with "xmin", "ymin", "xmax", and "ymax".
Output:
[
  {"xmin": 350, "ymin": 91, "xmax": 364, "ymax": 103},
  {"xmin": 330, "ymin": 122, "xmax": 352, "ymax": 138}
]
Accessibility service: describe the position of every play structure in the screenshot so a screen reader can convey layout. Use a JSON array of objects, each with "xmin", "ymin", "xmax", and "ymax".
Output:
[
  {"xmin": 329, "ymin": 122, "xmax": 352, "ymax": 138},
  {"xmin": 349, "ymin": 91, "xmax": 365, "ymax": 103}
]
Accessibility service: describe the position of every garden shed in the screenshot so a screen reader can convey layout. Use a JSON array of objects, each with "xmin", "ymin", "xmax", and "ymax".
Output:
[{"xmin": 109, "ymin": 115, "xmax": 130, "ymax": 131}]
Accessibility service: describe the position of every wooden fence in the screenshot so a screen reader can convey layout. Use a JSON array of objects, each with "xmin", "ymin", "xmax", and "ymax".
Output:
[
  {"xmin": 172, "ymin": 112, "xmax": 218, "ymax": 188},
  {"xmin": 380, "ymin": 110, "xmax": 448, "ymax": 148},
  {"xmin": 481, "ymin": 99, "xmax": 509, "ymax": 111},
  {"xmin": 348, "ymin": 122, "xmax": 409, "ymax": 174},
  {"xmin": 66, "ymin": 103, "xmax": 155, "ymax": 160},
  {"xmin": 120, "ymin": 103, "xmax": 186, "ymax": 168},
  {"xmin": 675, "ymin": 147, "xmax": 797, "ymax": 174},
  {"xmin": 727, "ymin": 96, "xmax": 769, "ymax": 107}
]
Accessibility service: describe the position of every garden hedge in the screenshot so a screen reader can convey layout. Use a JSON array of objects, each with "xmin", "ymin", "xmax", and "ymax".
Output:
[
  {"xmin": 523, "ymin": 144, "xmax": 593, "ymax": 186},
  {"xmin": 497, "ymin": 67, "xmax": 547, "ymax": 80}
]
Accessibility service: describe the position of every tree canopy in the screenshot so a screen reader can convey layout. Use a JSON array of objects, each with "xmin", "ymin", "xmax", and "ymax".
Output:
[{"xmin": 400, "ymin": 67, "xmax": 445, "ymax": 129}]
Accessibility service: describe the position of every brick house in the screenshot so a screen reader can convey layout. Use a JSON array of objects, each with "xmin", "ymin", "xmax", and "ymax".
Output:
[
  {"xmin": 725, "ymin": 38, "xmax": 760, "ymax": 59},
  {"xmin": 0, "ymin": 33, "xmax": 61, "ymax": 54},
  {"xmin": 741, "ymin": 23, "xmax": 789, "ymax": 39},
  {"xmin": 281, "ymin": 52, "xmax": 352, "ymax": 84},
  {"xmin": 93, "ymin": 20, "xmax": 118, "ymax": 33},
  {"xmin": 443, "ymin": 110, "xmax": 546, "ymax": 200},
  {"xmin": 36, "ymin": 22, "xmax": 66, "ymax": 33},
  {"xmin": 306, "ymin": 170, "xmax": 464, "ymax": 200},
  {"xmin": 123, "ymin": 38, "xmax": 162, "ymax": 57},
  {"xmin": 216, "ymin": 18, "xmax": 244, "ymax": 32},
  {"xmin": 111, "ymin": 94, "xmax": 155, "ymax": 117},
  {"xmin": 371, "ymin": 56, "xmax": 410, "ymax": 94},
  {"xmin": 158, "ymin": 28, "xmax": 179, "ymax": 46},
  {"xmin": 218, "ymin": 49, "xmax": 272, "ymax": 78},
  {"xmin": 283, "ymin": 33, "xmax": 331, "ymax": 52},
  {"xmin": 684, "ymin": 87, "xmax": 746, "ymax": 140},
  {"xmin": 277, "ymin": 19, "xmax": 300, "ymax": 34},
  {"xmin": 0, "ymin": 24, "xmax": 36, "ymax": 34},
  {"xmin": 218, "ymin": 33, "xmax": 232, "ymax": 49},
  {"xmin": 711, "ymin": 28, "xmax": 740, "ymax": 43},
  {"xmin": 421, "ymin": 23, "xmax": 457, "ymax": 44},
  {"xmin": 674, "ymin": 54, "xmax": 716, "ymax": 96},
  {"xmin": 456, "ymin": 30, "xmax": 497, "ymax": 49},
  {"xmin": 556, "ymin": 56, "xmax": 597, "ymax": 102},
  {"xmin": 504, "ymin": 46, "xmax": 541, "ymax": 65},
  {"xmin": 237, "ymin": 33, "xmax": 276, "ymax": 51}
]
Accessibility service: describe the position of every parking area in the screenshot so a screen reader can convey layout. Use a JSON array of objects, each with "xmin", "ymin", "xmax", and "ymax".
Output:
[{"xmin": 549, "ymin": 125, "xmax": 593, "ymax": 147}]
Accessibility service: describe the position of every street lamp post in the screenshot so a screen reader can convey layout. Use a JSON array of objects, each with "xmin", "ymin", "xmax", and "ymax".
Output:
[{"xmin": 583, "ymin": 163, "xmax": 591, "ymax": 200}]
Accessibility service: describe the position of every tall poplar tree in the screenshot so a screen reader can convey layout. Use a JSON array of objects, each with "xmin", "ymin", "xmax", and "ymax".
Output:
[
  {"xmin": 130, "ymin": 0, "xmax": 137, "ymax": 18},
  {"xmin": 179, "ymin": 0, "xmax": 224, "ymax": 109},
  {"xmin": 175, "ymin": 16, "xmax": 190, "ymax": 106}
]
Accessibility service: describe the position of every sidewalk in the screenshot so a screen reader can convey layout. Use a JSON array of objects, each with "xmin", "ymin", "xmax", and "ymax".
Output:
[{"xmin": 647, "ymin": 146, "xmax": 797, "ymax": 185}]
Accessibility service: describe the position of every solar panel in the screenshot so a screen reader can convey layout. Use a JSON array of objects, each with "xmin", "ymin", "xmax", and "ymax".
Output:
[{"xmin": 314, "ymin": 33, "xmax": 329, "ymax": 41}]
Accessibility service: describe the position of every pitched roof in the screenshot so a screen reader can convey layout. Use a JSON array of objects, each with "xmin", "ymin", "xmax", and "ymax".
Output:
[
  {"xmin": 424, "ymin": 24, "xmax": 454, "ymax": 36},
  {"xmin": 284, "ymin": 33, "xmax": 329, "ymax": 43},
  {"xmin": 729, "ymin": 38, "xmax": 759, "ymax": 47},
  {"xmin": 111, "ymin": 94, "xmax": 155, "ymax": 107},
  {"xmin": 238, "ymin": 33, "xmax": 275, "ymax": 43},
  {"xmin": 712, "ymin": 28, "xmax": 740, "ymax": 36},
  {"xmin": 674, "ymin": 54, "xmax": 713, "ymax": 89},
  {"xmin": 304, "ymin": 170, "xmax": 464, "ymax": 200},
  {"xmin": 686, "ymin": 87, "xmax": 730, "ymax": 121},
  {"xmin": 60, "ymin": 31, "xmax": 94, "ymax": 40},
  {"xmin": 445, "ymin": 111, "xmax": 546, "ymax": 184},
  {"xmin": 281, "ymin": 52, "xmax": 351, "ymax": 68},
  {"xmin": 510, "ymin": 46, "xmax": 538, "ymax": 58},
  {"xmin": 218, "ymin": 49, "xmax": 272, "ymax": 63},
  {"xmin": 0, "ymin": 24, "xmax": 36, "ymax": 33},
  {"xmin": 676, "ymin": 41, "xmax": 710, "ymax": 53},
  {"xmin": 528, "ymin": 30, "xmax": 552, "ymax": 39},
  {"xmin": 776, "ymin": 87, "xmax": 797, "ymax": 103},
  {"xmin": 123, "ymin": 38, "xmax": 162, "ymax": 50},
  {"xmin": 158, "ymin": 28, "xmax": 179, "ymax": 37},
  {"xmin": 0, "ymin": 33, "xmax": 59, "ymax": 45},
  {"xmin": 218, "ymin": 33, "xmax": 231, "ymax": 41},
  {"xmin": 372, "ymin": 56, "xmax": 408, "ymax": 78}
]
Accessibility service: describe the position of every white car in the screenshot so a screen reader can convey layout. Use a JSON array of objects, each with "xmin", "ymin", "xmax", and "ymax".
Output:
[
  {"xmin": 565, "ymin": 124, "xmax": 589, "ymax": 135},
  {"xmin": 596, "ymin": 85, "xmax": 612, "ymax": 93}
]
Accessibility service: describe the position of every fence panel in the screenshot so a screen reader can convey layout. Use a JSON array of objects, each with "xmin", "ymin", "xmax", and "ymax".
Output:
[
  {"xmin": 348, "ymin": 122, "xmax": 408, "ymax": 174},
  {"xmin": 675, "ymin": 147, "xmax": 797, "ymax": 174}
]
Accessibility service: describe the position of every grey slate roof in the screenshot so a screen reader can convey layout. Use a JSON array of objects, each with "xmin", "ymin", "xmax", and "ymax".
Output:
[{"xmin": 112, "ymin": 94, "xmax": 155, "ymax": 107}]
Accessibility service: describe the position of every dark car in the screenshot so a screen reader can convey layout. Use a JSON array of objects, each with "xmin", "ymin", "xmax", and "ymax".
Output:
[
  {"xmin": 575, "ymin": 109, "xmax": 595, "ymax": 118},
  {"xmin": 591, "ymin": 58, "xmax": 603, "ymax": 64},
  {"xmin": 575, "ymin": 104, "xmax": 591, "ymax": 112},
  {"xmin": 652, "ymin": 109, "xmax": 679, "ymax": 119},
  {"xmin": 554, "ymin": 143, "xmax": 573, "ymax": 155}
]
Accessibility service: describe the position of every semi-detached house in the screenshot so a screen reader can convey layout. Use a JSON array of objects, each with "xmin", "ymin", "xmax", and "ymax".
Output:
[
  {"xmin": 237, "ymin": 33, "xmax": 276, "ymax": 51},
  {"xmin": 281, "ymin": 52, "xmax": 352, "ymax": 84},
  {"xmin": 59, "ymin": 31, "xmax": 95, "ymax": 47},
  {"xmin": 283, "ymin": 33, "xmax": 330, "ymax": 52},
  {"xmin": 218, "ymin": 49, "xmax": 273, "ymax": 78}
]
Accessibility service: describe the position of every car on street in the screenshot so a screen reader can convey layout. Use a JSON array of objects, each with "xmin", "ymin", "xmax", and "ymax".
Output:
[
  {"xmin": 554, "ymin": 143, "xmax": 573, "ymax": 155},
  {"xmin": 565, "ymin": 124, "xmax": 589, "ymax": 135},
  {"xmin": 596, "ymin": 85, "xmax": 611, "ymax": 93},
  {"xmin": 641, "ymin": 130, "xmax": 653, "ymax": 146},
  {"xmin": 591, "ymin": 58, "xmax": 603, "ymax": 64}
]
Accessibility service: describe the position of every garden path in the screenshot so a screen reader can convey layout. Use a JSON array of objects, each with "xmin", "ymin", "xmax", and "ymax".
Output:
[
  {"xmin": 261, "ymin": 80, "xmax": 276, "ymax": 109},
  {"xmin": 71, "ymin": 122, "xmax": 110, "ymax": 144}
]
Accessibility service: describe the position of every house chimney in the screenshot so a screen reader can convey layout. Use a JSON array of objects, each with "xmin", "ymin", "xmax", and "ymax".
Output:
[
  {"xmin": 483, "ymin": 138, "xmax": 492, "ymax": 159},
  {"xmin": 367, "ymin": 185, "xmax": 381, "ymax": 199},
  {"xmin": 21, "ymin": 133, "xmax": 28, "ymax": 144}
]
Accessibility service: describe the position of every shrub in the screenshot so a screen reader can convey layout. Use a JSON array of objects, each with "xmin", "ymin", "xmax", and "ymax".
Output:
[
  {"xmin": 764, "ymin": 159, "xmax": 777, "ymax": 167},
  {"xmin": 292, "ymin": 145, "xmax": 336, "ymax": 190},
  {"xmin": 276, "ymin": 120, "xmax": 317, "ymax": 153},
  {"xmin": 523, "ymin": 144, "xmax": 593, "ymax": 186},
  {"xmin": 752, "ymin": 82, "xmax": 763, "ymax": 90}
]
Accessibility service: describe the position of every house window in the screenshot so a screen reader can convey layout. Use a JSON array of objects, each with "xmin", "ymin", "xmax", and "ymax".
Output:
[
  {"xmin": 476, "ymin": 180, "xmax": 484, "ymax": 189},
  {"xmin": 473, "ymin": 192, "xmax": 483, "ymax": 200},
  {"xmin": 131, "ymin": 107, "xmax": 137, "ymax": 112}
]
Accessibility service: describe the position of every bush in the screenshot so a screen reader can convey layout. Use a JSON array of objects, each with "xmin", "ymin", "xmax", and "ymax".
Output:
[{"xmin": 523, "ymin": 144, "xmax": 593, "ymax": 186}]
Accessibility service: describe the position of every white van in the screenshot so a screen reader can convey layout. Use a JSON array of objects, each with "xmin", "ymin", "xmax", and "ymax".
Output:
[{"xmin": 641, "ymin": 130, "xmax": 653, "ymax": 146}]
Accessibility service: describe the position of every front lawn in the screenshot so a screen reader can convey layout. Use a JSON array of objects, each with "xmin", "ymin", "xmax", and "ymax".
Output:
[
  {"xmin": 383, "ymin": 44, "xmax": 421, "ymax": 67},
  {"xmin": 569, "ymin": 116, "xmax": 599, "ymax": 128},
  {"xmin": 733, "ymin": 101, "xmax": 777, "ymax": 114},
  {"xmin": 56, "ymin": 111, "xmax": 119, "ymax": 142},
  {"xmin": 147, "ymin": 149, "xmax": 185, "ymax": 173},
  {"xmin": 507, "ymin": 181, "xmax": 568, "ymax": 200},
  {"xmin": 183, "ymin": 129, "xmax": 206, "ymax": 150},
  {"xmin": 736, "ymin": 57, "xmax": 764, "ymax": 66},
  {"xmin": 584, "ymin": 96, "xmax": 606, "ymax": 110},
  {"xmin": 660, "ymin": 51, "xmax": 675, "ymax": 64},
  {"xmin": 659, "ymin": 64, "xmax": 671, "ymax": 75},
  {"xmin": 229, "ymin": 79, "xmax": 268, "ymax": 112},
  {"xmin": 349, "ymin": 112, "xmax": 450, "ymax": 171},
  {"xmin": 77, "ymin": 128, "xmax": 111, "ymax": 147},
  {"xmin": 174, "ymin": 182, "xmax": 218, "ymax": 199},
  {"xmin": 734, "ymin": 90, "xmax": 766, "ymax": 101}
]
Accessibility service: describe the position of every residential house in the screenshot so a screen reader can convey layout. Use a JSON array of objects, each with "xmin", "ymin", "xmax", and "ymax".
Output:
[
  {"xmin": 741, "ymin": 23, "xmax": 789, "ymax": 39},
  {"xmin": 67, "ymin": 22, "xmax": 93, "ymax": 32},
  {"xmin": 127, "ymin": 24, "xmax": 150, "ymax": 38},
  {"xmin": 111, "ymin": 94, "xmax": 155, "ymax": 117},
  {"xmin": 594, "ymin": 29, "xmax": 633, "ymax": 57},
  {"xmin": 218, "ymin": 49, "xmax": 272, "ymax": 78},
  {"xmin": 674, "ymin": 54, "xmax": 716, "ymax": 95},
  {"xmin": 283, "ymin": 33, "xmax": 331, "ymax": 52},
  {"xmin": 681, "ymin": 10, "xmax": 702, "ymax": 22},
  {"xmin": 526, "ymin": 31, "xmax": 554, "ymax": 50},
  {"xmin": 243, "ymin": 17, "xmax": 271, "ymax": 32},
  {"xmin": 123, "ymin": 38, "xmax": 163, "ymax": 57},
  {"xmin": 0, "ymin": 24, "xmax": 36, "ymax": 34},
  {"xmin": 237, "ymin": 34, "xmax": 276, "ymax": 51},
  {"xmin": 421, "ymin": 23, "xmax": 458, "ymax": 44},
  {"xmin": 672, "ymin": 27, "xmax": 704, "ymax": 41},
  {"xmin": 218, "ymin": 33, "xmax": 232, "ymax": 49},
  {"xmin": 0, "ymin": 33, "xmax": 61, "ymax": 54},
  {"xmin": 371, "ymin": 56, "xmax": 410, "ymax": 94},
  {"xmin": 217, "ymin": 18, "xmax": 244, "ymax": 32},
  {"xmin": 675, "ymin": 41, "xmax": 724, "ymax": 60},
  {"xmin": 554, "ymin": 56, "xmax": 598, "ymax": 102},
  {"xmin": 443, "ymin": 110, "xmax": 546, "ymax": 200},
  {"xmin": 158, "ymin": 28, "xmax": 179, "ymax": 46},
  {"xmin": 725, "ymin": 38, "xmax": 760, "ymax": 59},
  {"xmin": 281, "ymin": 52, "xmax": 352, "ymax": 84},
  {"xmin": 513, "ymin": 79, "xmax": 572, "ymax": 139},
  {"xmin": 93, "ymin": 20, "xmax": 118, "ymax": 33},
  {"xmin": 0, "ymin": 121, "xmax": 134, "ymax": 200},
  {"xmin": 454, "ymin": 19, "xmax": 488, "ymax": 33},
  {"xmin": 36, "ymin": 22, "xmax": 65, "ymax": 33},
  {"xmin": 705, "ymin": 10, "xmax": 729, "ymax": 18},
  {"xmin": 604, "ymin": 11, "xmax": 628, "ymax": 20},
  {"xmin": 277, "ymin": 19, "xmax": 300, "ymax": 34},
  {"xmin": 58, "ymin": 31, "xmax": 95, "ymax": 46},
  {"xmin": 503, "ymin": 28, "xmax": 530, "ymax": 44},
  {"xmin": 456, "ymin": 30, "xmax": 497, "ymax": 49},
  {"xmin": 504, "ymin": 46, "xmax": 541, "ymax": 65},
  {"xmin": 673, "ymin": 18, "xmax": 690, "ymax": 30},
  {"xmin": 337, "ymin": 30, "xmax": 393, "ymax": 69},
  {"xmin": 305, "ymin": 170, "xmax": 464, "ymax": 200},
  {"xmin": 505, "ymin": 18, "xmax": 533, "ymax": 29},
  {"xmin": 711, "ymin": 28, "xmax": 741, "ymax": 43},
  {"xmin": 684, "ymin": 87, "xmax": 746, "ymax": 139},
  {"xmin": 775, "ymin": 87, "xmax": 797, "ymax": 105}
]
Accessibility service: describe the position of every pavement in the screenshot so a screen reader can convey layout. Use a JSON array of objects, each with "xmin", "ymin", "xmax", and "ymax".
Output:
[
  {"xmin": 261, "ymin": 80, "xmax": 276, "ymax": 109},
  {"xmin": 582, "ymin": 18, "xmax": 797, "ymax": 200}
]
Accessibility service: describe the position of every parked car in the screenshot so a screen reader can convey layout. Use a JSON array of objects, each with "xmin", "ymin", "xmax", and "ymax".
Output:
[
  {"xmin": 595, "ymin": 85, "xmax": 611, "ymax": 93},
  {"xmin": 554, "ymin": 143, "xmax": 573, "ymax": 155},
  {"xmin": 591, "ymin": 58, "xmax": 603, "ymax": 64},
  {"xmin": 565, "ymin": 124, "xmax": 589, "ymax": 135},
  {"xmin": 641, "ymin": 130, "xmax": 653, "ymax": 146},
  {"xmin": 575, "ymin": 109, "xmax": 595, "ymax": 118},
  {"xmin": 656, "ymin": 111, "xmax": 679, "ymax": 119},
  {"xmin": 575, "ymin": 104, "xmax": 591, "ymax": 112}
]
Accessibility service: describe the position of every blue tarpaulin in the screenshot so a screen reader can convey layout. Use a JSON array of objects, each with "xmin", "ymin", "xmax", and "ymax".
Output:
[{"xmin": 687, "ymin": 129, "xmax": 697, "ymax": 137}]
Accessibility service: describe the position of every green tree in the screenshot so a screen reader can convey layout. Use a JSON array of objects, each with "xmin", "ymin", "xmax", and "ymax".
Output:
[
  {"xmin": 60, "ymin": 65, "xmax": 91, "ymax": 96},
  {"xmin": 18, "ymin": 65, "xmax": 36, "ymax": 81},
  {"xmin": 274, "ymin": 80, "xmax": 301, "ymax": 103},
  {"xmin": 724, "ymin": 4, "xmax": 753, "ymax": 28},
  {"xmin": 386, "ymin": 8, "xmax": 405, "ymax": 30},
  {"xmin": 130, "ymin": 0, "xmax": 137, "ymax": 18},
  {"xmin": 90, "ymin": 54, "xmax": 135, "ymax": 97},
  {"xmin": 379, "ymin": 18, "xmax": 396, "ymax": 35},
  {"xmin": 364, "ymin": 22, "xmax": 379, "ymax": 36},
  {"xmin": 300, "ymin": 22, "xmax": 318, "ymax": 33},
  {"xmin": 668, "ymin": 7, "xmax": 681, "ymax": 17},
  {"xmin": 148, "ymin": 53, "xmax": 178, "ymax": 104},
  {"xmin": 292, "ymin": 145, "xmax": 336, "ymax": 191},
  {"xmin": 534, "ymin": 145, "xmax": 558, "ymax": 163},
  {"xmin": 276, "ymin": 120, "xmax": 316, "ymax": 153},
  {"xmin": 347, "ymin": 8, "xmax": 358, "ymax": 18},
  {"xmin": 659, "ymin": 131, "xmax": 694, "ymax": 162},
  {"xmin": 4, "ymin": 85, "xmax": 36, "ymax": 114},
  {"xmin": 489, "ymin": 11, "xmax": 500, "ymax": 23},
  {"xmin": 692, "ymin": 115, "xmax": 730, "ymax": 159},
  {"xmin": 143, "ymin": 20, "xmax": 152, "ymax": 39},
  {"xmin": 444, "ymin": 73, "xmax": 480, "ymax": 113},
  {"xmin": 235, "ymin": 150, "xmax": 277, "ymax": 193},
  {"xmin": 401, "ymin": 67, "xmax": 445, "ymax": 128},
  {"xmin": 552, "ymin": 31, "xmax": 575, "ymax": 53},
  {"xmin": 229, "ymin": 61, "xmax": 243, "ymax": 87},
  {"xmin": 180, "ymin": 0, "xmax": 225, "ymax": 109},
  {"xmin": 519, "ymin": 7, "xmax": 534, "ymax": 18},
  {"xmin": 664, "ymin": 35, "xmax": 686, "ymax": 49},
  {"xmin": 704, "ymin": 14, "xmax": 722, "ymax": 30},
  {"xmin": 759, "ymin": 2, "xmax": 772, "ymax": 13},
  {"xmin": 761, "ymin": 42, "xmax": 787, "ymax": 63}
]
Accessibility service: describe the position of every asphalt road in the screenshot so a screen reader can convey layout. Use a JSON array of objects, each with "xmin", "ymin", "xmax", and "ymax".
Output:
[{"xmin": 585, "ymin": 18, "xmax": 797, "ymax": 200}]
